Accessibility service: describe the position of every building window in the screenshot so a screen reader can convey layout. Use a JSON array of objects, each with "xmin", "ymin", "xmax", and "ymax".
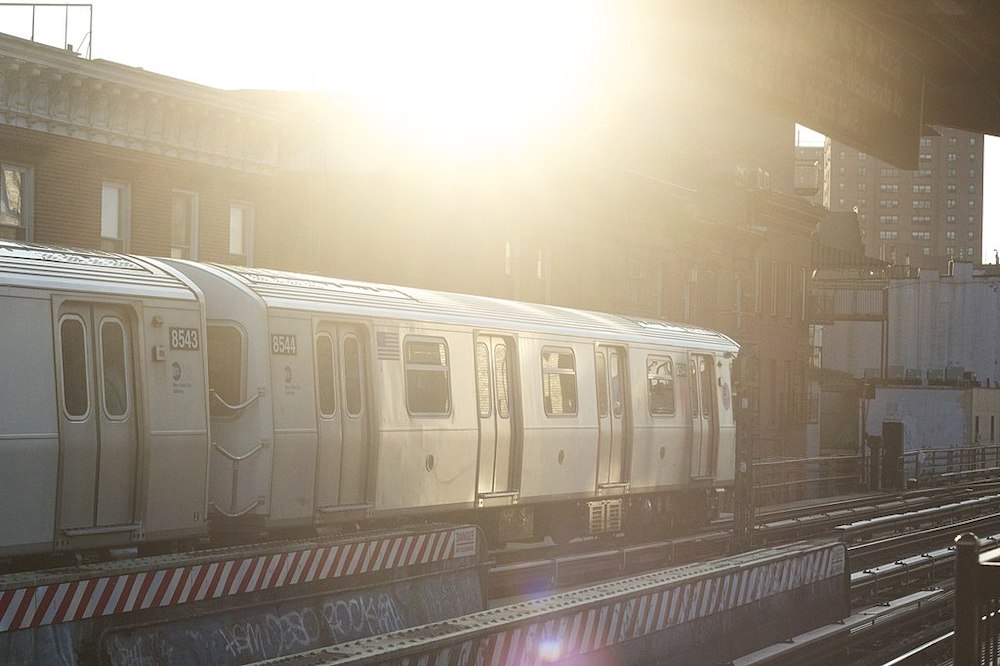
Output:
[
  {"xmin": 948, "ymin": 168, "xmax": 957, "ymax": 178},
  {"xmin": 857, "ymin": 182, "xmax": 866, "ymax": 191},
  {"xmin": 946, "ymin": 230, "xmax": 957, "ymax": 240},
  {"xmin": 229, "ymin": 202, "xmax": 254, "ymax": 265},
  {"xmin": 647, "ymin": 357, "xmax": 675, "ymax": 416},
  {"xmin": 913, "ymin": 184, "xmax": 932, "ymax": 194},
  {"xmin": 947, "ymin": 153, "xmax": 958, "ymax": 161},
  {"xmin": 912, "ymin": 200, "xmax": 931, "ymax": 209},
  {"xmin": 969, "ymin": 231, "xmax": 976, "ymax": 240},
  {"xmin": 919, "ymin": 137, "xmax": 932, "ymax": 148},
  {"xmin": 879, "ymin": 183, "xmax": 899, "ymax": 193},
  {"xmin": 171, "ymin": 190, "xmax": 199, "ymax": 259},
  {"xmin": 916, "ymin": 168, "xmax": 932, "ymax": 178},
  {"xmin": 0, "ymin": 163, "xmax": 32, "ymax": 241},
  {"xmin": 754, "ymin": 257, "xmax": 763, "ymax": 314},
  {"xmin": 970, "ymin": 184, "xmax": 977, "ymax": 193},
  {"xmin": 947, "ymin": 184, "xmax": 957, "ymax": 193},
  {"xmin": 879, "ymin": 215, "xmax": 899, "ymax": 224},
  {"xmin": 879, "ymin": 199, "xmax": 899, "ymax": 208},
  {"xmin": 971, "ymin": 137, "xmax": 978, "ymax": 146},
  {"xmin": 946, "ymin": 199, "xmax": 957, "ymax": 209},
  {"xmin": 947, "ymin": 215, "xmax": 957, "ymax": 224},
  {"xmin": 858, "ymin": 167, "xmax": 867, "ymax": 177},
  {"xmin": 404, "ymin": 337, "xmax": 451, "ymax": 416},
  {"xmin": 970, "ymin": 153, "xmax": 977, "ymax": 161},
  {"xmin": 541, "ymin": 348, "xmax": 577, "ymax": 416},
  {"xmin": 879, "ymin": 231, "xmax": 898, "ymax": 240},
  {"xmin": 919, "ymin": 152, "xmax": 933, "ymax": 161},
  {"xmin": 101, "ymin": 182, "xmax": 130, "ymax": 252},
  {"xmin": 912, "ymin": 215, "xmax": 931, "ymax": 224},
  {"xmin": 922, "ymin": 247, "xmax": 930, "ymax": 256},
  {"xmin": 970, "ymin": 200, "xmax": 976, "ymax": 209},
  {"xmin": 770, "ymin": 261, "xmax": 778, "ymax": 315},
  {"xmin": 911, "ymin": 231, "xmax": 931, "ymax": 241}
]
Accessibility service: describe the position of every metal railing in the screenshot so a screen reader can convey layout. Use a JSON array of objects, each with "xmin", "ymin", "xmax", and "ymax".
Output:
[
  {"xmin": 900, "ymin": 444, "xmax": 1000, "ymax": 489},
  {"xmin": 752, "ymin": 454, "xmax": 865, "ymax": 507}
]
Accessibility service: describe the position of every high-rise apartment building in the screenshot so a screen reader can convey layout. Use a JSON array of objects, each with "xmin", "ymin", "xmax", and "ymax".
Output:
[{"xmin": 823, "ymin": 128, "xmax": 984, "ymax": 270}]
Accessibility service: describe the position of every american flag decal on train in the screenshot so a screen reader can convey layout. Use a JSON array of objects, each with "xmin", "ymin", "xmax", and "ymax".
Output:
[
  {"xmin": 376, "ymin": 330, "xmax": 400, "ymax": 360},
  {"xmin": 0, "ymin": 525, "xmax": 476, "ymax": 634}
]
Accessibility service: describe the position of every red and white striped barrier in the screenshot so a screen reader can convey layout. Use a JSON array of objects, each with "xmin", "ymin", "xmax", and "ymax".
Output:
[{"xmin": 0, "ymin": 525, "xmax": 478, "ymax": 634}]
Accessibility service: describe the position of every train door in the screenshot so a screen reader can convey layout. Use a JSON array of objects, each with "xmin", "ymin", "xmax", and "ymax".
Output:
[
  {"xmin": 688, "ymin": 353, "xmax": 717, "ymax": 479},
  {"xmin": 596, "ymin": 345, "xmax": 629, "ymax": 488},
  {"xmin": 55, "ymin": 303, "xmax": 139, "ymax": 531},
  {"xmin": 475, "ymin": 335, "xmax": 518, "ymax": 497},
  {"xmin": 314, "ymin": 323, "xmax": 370, "ymax": 509}
]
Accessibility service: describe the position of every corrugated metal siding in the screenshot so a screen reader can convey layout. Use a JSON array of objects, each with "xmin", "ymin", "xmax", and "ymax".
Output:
[{"xmin": 213, "ymin": 264, "xmax": 739, "ymax": 352}]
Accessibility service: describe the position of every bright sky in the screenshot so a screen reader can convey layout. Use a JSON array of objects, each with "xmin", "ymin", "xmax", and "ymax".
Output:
[{"xmin": 4, "ymin": 2, "xmax": 997, "ymax": 263}]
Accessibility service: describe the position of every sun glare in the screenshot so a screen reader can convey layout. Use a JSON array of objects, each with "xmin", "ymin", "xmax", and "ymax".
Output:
[{"xmin": 317, "ymin": 1, "xmax": 611, "ymax": 161}]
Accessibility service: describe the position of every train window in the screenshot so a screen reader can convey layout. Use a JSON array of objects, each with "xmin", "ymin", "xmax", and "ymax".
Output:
[
  {"xmin": 495, "ymin": 343, "xmax": 510, "ymax": 419},
  {"xmin": 100, "ymin": 319, "xmax": 129, "ymax": 419},
  {"xmin": 315, "ymin": 333, "xmax": 336, "ymax": 417},
  {"xmin": 404, "ymin": 337, "xmax": 451, "ymax": 416},
  {"xmin": 610, "ymin": 352, "xmax": 623, "ymax": 418},
  {"xmin": 595, "ymin": 351, "xmax": 609, "ymax": 416},
  {"xmin": 476, "ymin": 342, "xmax": 491, "ymax": 418},
  {"xmin": 700, "ymin": 357, "xmax": 713, "ymax": 418},
  {"xmin": 207, "ymin": 325, "xmax": 243, "ymax": 416},
  {"xmin": 542, "ymin": 348, "xmax": 577, "ymax": 416},
  {"xmin": 647, "ymin": 356, "xmax": 675, "ymax": 416},
  {"xmin": 343, "ymin": 335, "xmax": 363, "ymax": 417},
  {"xmin": 59, "ymin": 317, "xmax": 89, "ymax": 418}
]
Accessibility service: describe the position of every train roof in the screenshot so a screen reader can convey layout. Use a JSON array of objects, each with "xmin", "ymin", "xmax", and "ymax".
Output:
[
  {"xmin": 0, "ymin": 241, "xmax": 200, "ymax": 301},
  {"xmin": 202, "ymin": 263, "xmax": 739, "ymax": 353}
]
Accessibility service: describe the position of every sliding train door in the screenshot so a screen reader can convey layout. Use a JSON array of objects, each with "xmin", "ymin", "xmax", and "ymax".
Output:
[
  {"xmin": 314, "ymin": 323, "xmax": 371, "ymax": 510},
  {"xmin": 596, "ymin": 345, "xmax": 629, "ymax": 488},
  {"xmin": 688, "ymin": 353, "xmax": 717, "ymax": 479},
  {"xmin": 475, "ymin": 334, "xmax": 519, "ymax": 499},
  {"xmin": 55, "ymin": 303, "xmax": 139, "ymax": 532}
]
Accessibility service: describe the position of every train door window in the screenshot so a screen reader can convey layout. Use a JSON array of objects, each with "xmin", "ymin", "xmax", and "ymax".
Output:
[
  {"xmin": 610, "ymin": 352, "xmax": 623, "ymax": 417},
  {"xmin": 700, "ymin": 357, "xmax": 713, "ymax": 418},
  {"xmin": 476, "ymin": 342, "xmax": 491, "ymax": 418},
  {"xmin": 595, "ymin": 351, "xmax": 609, "ymax": 416},
  {"xmin": 315, "ymin": 333, "xmax": 336, "ymax": 417},
  {"xmin": 647, "ymin": 356, "xmax": 675, "ymax": 416},
  {"xmin": 688, "ymin": 360, "xmax": 700, "ymax": 414},
  {"xmin": 101, "ymin": 182, "xmax": 130, "ymax": 252},
  {"xmin": 542, "ymin": 348, "xmax": 577, "ymax": 416},
  {"xmin": 170, "ymin": 190, "xmax": 199, "ymax": 260},
  {"xmin": 207, "ymin": 325, "xmax": 243, "ymax": 415},
  {"xmin": 99, "ymin": 318, "xmax": 129, "ymax": 419},
  {"xmin": 404, "ymin": 337, "xmax": 451, "ymax": 416},
  {"xmin": 59, "ymin": 316, "xmax": 90, "ymax": 419},
  {"xmin": 495, "ymin": 343, "xmax": 510, "ymax": 419},
  {"xmin": 343, "ymin": 335, "xmax": 363, "ymax": 417}
]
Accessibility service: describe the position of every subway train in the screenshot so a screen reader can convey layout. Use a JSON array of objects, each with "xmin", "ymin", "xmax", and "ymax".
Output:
[{"xmin": 0, "ymin": 240, "xmax": 738, "ymax": 562}]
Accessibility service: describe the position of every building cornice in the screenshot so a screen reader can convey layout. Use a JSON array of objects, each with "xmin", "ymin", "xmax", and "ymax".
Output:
[{"xmin": 0, "ymin": 33, "xmax": 286, "ymax": 175}]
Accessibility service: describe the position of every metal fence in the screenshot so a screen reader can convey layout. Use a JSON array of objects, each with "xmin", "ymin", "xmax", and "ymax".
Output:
[
  {"xmin": 752, "ymin": 455, "xmax": 865, "ymax": 507},
  {"xmin": 900, "ymin": 444, "xmax": 1000, "ymax": 489},
  {"xmin": 954, "ymin": 532, "xmax": 1000, "ymax": 665}
]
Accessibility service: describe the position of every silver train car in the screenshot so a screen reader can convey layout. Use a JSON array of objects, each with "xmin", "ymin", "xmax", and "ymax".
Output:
[
  {"xmin": 0, "ymin": 241, "xmax": 210, "ymax": 558},
  {"xmin": 165, "ymin": 260, "xmax": 739, "ymax": 544}
]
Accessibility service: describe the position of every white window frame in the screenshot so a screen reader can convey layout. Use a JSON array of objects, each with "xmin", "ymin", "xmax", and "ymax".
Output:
[
  {"xmin": 101, "ymin": 181, "xmax": 131, "ymax": 252},
  {"xmin": 171, "ymin": 189, "xmax": 199, "ymax": 260},
  {"xmin": 229, "ymin": 201, "xmax": 254, "ymax": 265},
  {"xmin": 0, "ymin": 162, "xmax": 34, "ymax": 241}
]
